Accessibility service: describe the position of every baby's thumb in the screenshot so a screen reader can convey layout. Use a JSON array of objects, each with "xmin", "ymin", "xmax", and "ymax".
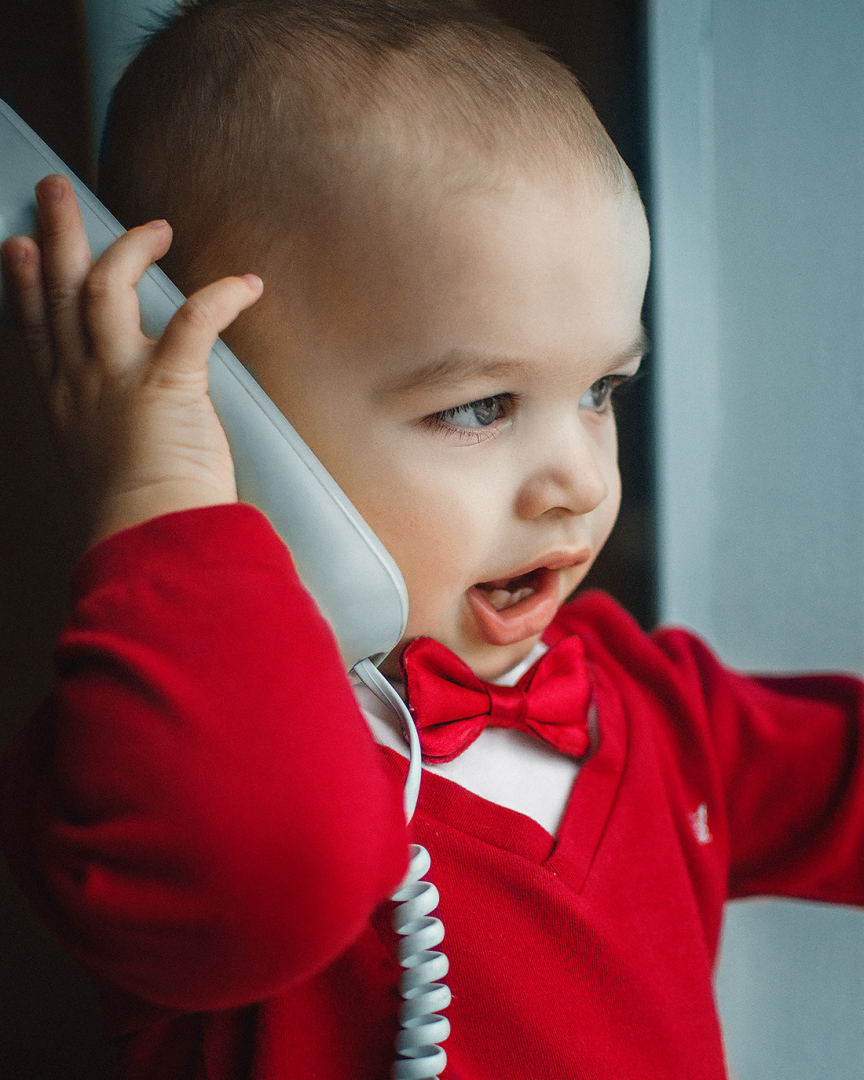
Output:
[{"xmin": 154, "ymin": 274, "xmax": 263, "ymax": 380}]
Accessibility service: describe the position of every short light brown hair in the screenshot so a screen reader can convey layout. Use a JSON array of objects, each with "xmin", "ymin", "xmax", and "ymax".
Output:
[{"xmin": 98, "ymin": 0, "xmax": 628, "ymax": 291}]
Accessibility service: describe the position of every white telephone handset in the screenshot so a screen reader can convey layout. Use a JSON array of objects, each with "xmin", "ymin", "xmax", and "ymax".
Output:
[{"xmin": 0, "ymin": 98, "xmax": 408, "ymax": 672}]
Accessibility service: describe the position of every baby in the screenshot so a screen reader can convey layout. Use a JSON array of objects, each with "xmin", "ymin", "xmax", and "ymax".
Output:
[{"xmin": 2, "ymin": 2, "xmax": 863, "ymax": 1079}]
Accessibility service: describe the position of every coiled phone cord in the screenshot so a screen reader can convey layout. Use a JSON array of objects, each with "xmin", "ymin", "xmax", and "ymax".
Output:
[{"xmin": 353, "ymin": 660, "xmax": 451, "ymax": 1080}]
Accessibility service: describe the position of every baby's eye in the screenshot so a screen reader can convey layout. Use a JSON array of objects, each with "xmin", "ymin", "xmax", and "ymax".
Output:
[
  {"xmin": 580, "ymin": 375, "xmax": 628, "ymax": 413},
  {"xmin": 435, "ymin": 395, "xmax": 507, "ymax": 429},
  {"xmin": 422, "ymin": 394, "xmax": 515, "ymax": 444}
]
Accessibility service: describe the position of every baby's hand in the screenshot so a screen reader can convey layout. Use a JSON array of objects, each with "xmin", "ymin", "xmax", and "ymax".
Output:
[{"xmin": 0, "ymin": 175, "xmax": 263, "ymax": 546}]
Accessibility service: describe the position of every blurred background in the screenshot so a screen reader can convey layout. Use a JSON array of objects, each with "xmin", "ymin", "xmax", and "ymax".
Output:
[{"xmin": 1, "ymin": 0, "xmax": 862, "ymax": 1077}]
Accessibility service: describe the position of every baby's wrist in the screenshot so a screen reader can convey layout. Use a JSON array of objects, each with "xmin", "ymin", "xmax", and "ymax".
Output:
[{"xmin": 87, "ymin": 479, "xmax": 238, "ymax": 549}]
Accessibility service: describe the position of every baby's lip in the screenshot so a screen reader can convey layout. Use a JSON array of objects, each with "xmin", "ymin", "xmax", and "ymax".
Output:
[{"xmin": 476, "ymin": 549, "xmax": 592, "ymax": 589}]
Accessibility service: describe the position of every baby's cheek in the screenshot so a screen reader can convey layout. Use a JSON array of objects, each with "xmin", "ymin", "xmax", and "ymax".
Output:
[
  {"xmin": 598, "ymin": 465, "xmax": 622, "ymax": 539},
  {"xmin": 400, "ymin": 537, "xmax": 468, "ymax": 605},
  {"xmin": 354, "ymin": 471, "xmax": 486, "ymax": 621},
  {"xmin": 364, "ymin": 479, "xmax": 472, "ymax": 566},
  {"xmin": 397, "ymin": 532, "xmax": 477, "ymax": 631}
]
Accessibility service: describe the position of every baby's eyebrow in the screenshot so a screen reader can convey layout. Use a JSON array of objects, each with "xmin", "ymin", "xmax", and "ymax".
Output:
[
  {"xmin": 383, "ymin": 354, "xmax": 536, "ymax": 395},
  {"xmin": 383, "ymin": 326, "xmax": 650, "ymax": 396}
]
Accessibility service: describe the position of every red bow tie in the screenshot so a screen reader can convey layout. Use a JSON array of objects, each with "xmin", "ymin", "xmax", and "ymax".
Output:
[{"xmin": 400, "ymin": 636, "xmax": 593, "ymax": 764}]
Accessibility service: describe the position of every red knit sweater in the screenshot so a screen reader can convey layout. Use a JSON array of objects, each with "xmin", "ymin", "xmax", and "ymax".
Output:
[{"xmin": 3, "ymin": 505, "xmax": 864, "ymax": 1079}]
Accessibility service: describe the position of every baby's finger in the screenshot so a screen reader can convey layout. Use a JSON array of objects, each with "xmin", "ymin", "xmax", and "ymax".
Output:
[
  {"xmin": 1, "ymin": 237, "xmax": 54, "ymax": 387},
  {"xmin": 153, "ymin": 274, "xmax": 263, "ymax": 382},
  {"xmin": 36, "ymin": 175, "xmax": 94, "ymax": 369},
  {"xmin": 83, "ymin": 219, "xmax": 174, "ymax": 368}
]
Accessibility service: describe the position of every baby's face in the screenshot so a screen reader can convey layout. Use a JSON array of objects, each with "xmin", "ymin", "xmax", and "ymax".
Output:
[{"xmin": 228, "ymin": 171, "xmax": 649, "ymax": 679}]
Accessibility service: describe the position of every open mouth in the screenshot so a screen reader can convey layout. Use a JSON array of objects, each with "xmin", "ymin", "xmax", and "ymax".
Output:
[
  {"xmin": 473, "ymin": 568, "xmax": 545, "ymax": 612},
  {"xmin": 467, "ymin": 566, "xmax": 563, "ymax": 646}
]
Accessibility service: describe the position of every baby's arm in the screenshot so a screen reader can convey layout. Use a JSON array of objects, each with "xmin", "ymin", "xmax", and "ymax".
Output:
[
  {"xmin": 0, "ymin": 178, "xmax": 408, "ymax": 1011},
  {"xmin": 0, "ymin": 174, "xmax": 261, "ymax": 545}
]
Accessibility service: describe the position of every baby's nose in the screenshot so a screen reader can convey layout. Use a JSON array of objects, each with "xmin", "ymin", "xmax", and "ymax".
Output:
[{"xmin": 514, "ymin": 425, "xmax": 610, "ymax": 520}]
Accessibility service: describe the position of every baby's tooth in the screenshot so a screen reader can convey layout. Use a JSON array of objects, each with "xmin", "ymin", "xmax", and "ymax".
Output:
[
  {"xmin": 488, "ymin": 589, "xmax": 512, "ymax": 611},
  {"xmin": 487, "ymin": 586, "xmax": 535, "ymax": 611},
  {"xmin": 510, "ymin": 587, "xmax": 534, "ymax": 605}
]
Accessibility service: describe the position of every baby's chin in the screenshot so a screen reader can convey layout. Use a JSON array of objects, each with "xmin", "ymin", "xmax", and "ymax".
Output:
[
  {"xmin": 380, "ymin": 627, "xmax": 546, "ymax": 683},
  {"xmin": 457, "ymin": 635, "xmax": 546, "ymax": 682}
]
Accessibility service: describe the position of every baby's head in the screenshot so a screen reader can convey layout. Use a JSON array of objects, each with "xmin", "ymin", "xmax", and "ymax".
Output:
[{"xmin": 100, "ymin": 0, "xmax": 650, "ymax": 678}]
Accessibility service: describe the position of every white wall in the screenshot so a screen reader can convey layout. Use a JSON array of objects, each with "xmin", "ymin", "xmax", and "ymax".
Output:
[{"xmin": 649, "ymin": 1, "xmax": 864, "ymax": 1076}]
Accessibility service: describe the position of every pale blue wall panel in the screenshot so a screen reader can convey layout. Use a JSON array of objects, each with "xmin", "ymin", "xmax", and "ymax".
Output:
[
  {"xmin": 649, "ymin": 2, "xmax": 864, "ymax": 1077},
  {"xmin": 708, "ymin": 0, "xmax": 864, "ymax": 672}
]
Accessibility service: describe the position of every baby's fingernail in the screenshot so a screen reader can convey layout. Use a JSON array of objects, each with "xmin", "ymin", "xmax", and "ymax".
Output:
[
  {"xmin": 242, "ymin": 274, "xmax": 263, "ymax": 290},
  {"xmin": 148, "ymin": 219, "xmax": 169, "ymax": 229},
  {"xmin": 37, "ymin": 177, "xmax": 64, "ymax": 205}
]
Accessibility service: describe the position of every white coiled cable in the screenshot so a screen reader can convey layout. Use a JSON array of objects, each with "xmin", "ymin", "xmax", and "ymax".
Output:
[
  {"xmin": 353, "ymin": 660, "xmax": 451, "ymax": 1080},
  {"xmin": 391, "ymin": 844, "xmax": 451, "ymax": 1079}
]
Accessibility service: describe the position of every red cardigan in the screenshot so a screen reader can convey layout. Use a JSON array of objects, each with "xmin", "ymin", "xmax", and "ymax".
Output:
[{"xmin": 3, "ymin": 504, "xmax": 864, "ymax": 1079}]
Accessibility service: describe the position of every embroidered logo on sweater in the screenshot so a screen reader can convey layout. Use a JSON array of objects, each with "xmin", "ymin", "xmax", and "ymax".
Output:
[{"xmin": 689, "ymin": 803, "xmax": 712, "ymax": 845}]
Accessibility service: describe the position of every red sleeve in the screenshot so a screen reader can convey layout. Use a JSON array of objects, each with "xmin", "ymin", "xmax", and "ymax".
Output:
[
  {"xmin": 558, "ymin": 591, "xmax": 864, "ymax": 906},
  {"xmin": 1, "ymin": 504, "xmax": 408, "ymax": 1012},
  {"xmin": 652, "ymin": 630, "xmax": 864, "ymax": 903}
]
